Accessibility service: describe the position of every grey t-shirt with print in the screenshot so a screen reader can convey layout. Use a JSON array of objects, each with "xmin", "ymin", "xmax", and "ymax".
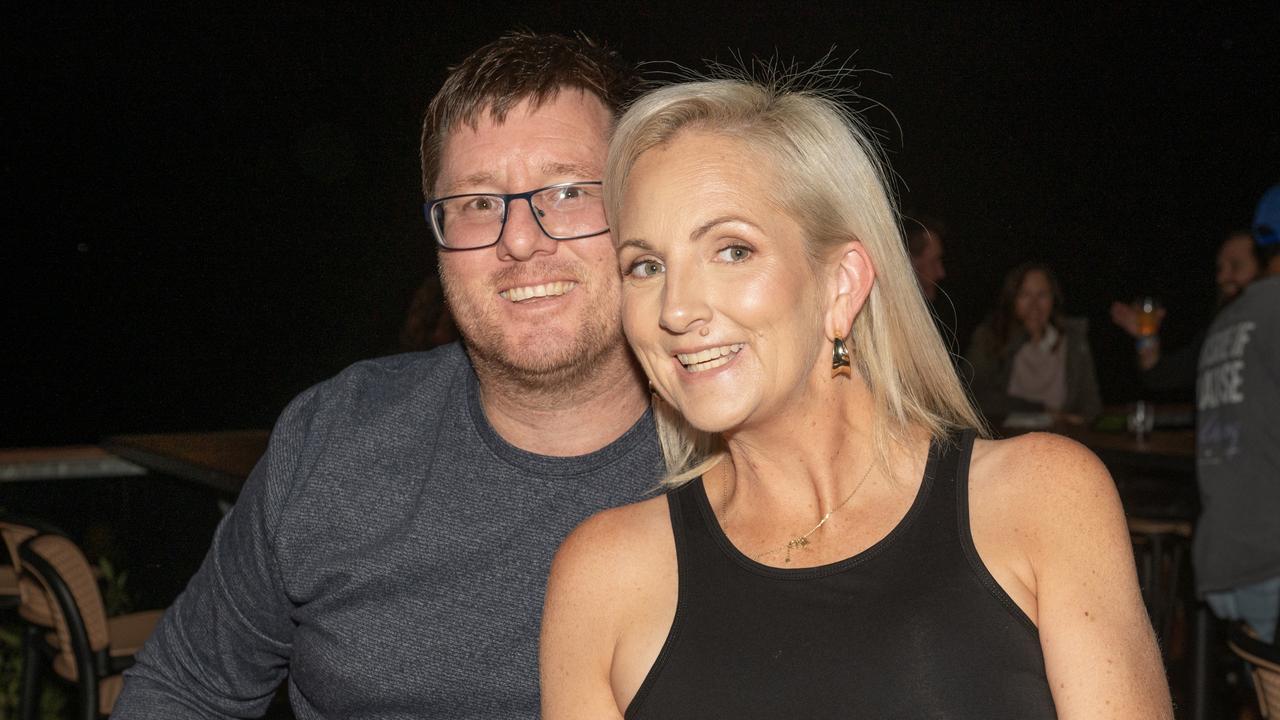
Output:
[{"xmin": 1194, "ymin": 275, "xmax": 1280, "ymax": 594}]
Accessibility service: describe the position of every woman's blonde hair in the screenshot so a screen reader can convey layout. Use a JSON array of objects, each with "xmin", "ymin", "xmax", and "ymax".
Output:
[{"xmin": 605, "ymin": 73, "xmax": 988, "ymax": 485}]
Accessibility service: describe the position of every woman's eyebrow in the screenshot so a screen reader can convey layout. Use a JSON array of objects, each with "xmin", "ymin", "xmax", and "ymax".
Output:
[
  {"xmin": 691, "ymin": 215, "xmax": 761, "ymax": 242},
  {"xmin": 617, "ymin": 238, "xmax": 654, "ymax": 253}
]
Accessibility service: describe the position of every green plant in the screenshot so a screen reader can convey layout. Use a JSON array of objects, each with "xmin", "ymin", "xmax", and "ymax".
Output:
[
  {"xmin": 0, "ymin": 621, "xmax": 69, "ymax": 720},
  {"xmin": 97, "ymin": 557, "xmax": 132, "ymax": 616}
]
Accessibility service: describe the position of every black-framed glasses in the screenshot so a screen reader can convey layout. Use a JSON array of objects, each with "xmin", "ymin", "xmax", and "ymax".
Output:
[{"xmin": 424, "ymin": 181, "xmax": 609, "ymax": 250}]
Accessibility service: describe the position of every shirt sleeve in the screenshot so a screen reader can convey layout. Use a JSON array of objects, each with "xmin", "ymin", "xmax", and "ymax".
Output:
[{"xmin": 113, "ymin": 386, "xmax": 321, "ymax": 719}]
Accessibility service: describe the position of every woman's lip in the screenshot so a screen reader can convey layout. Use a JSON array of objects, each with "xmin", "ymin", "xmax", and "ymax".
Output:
[
  {"xmin": 672, "ymin": 344, "xmax": 745, "ymax": 375},
  {"xmin": 672, "ymin": 342, "xmax": 744, "ymax": 366}
]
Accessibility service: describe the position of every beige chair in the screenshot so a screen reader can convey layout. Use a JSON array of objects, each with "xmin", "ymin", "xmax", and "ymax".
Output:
[
  {"xmin": 1228, "ymin": 622, "xmax": 1280, "ymax": 718},
  {"xmin": 1, "ymin": 518, "xmax": 63, "ymax": 719},
  {"xmin": 1, "ymin": 519, "xmax": 57, "ymax": 625},
  {"xmin": 17, "ymin": 532, "xmax": 163, "ymax": 719},
  {"xmin": 0, "ymin": 563, "xmax": 18, "ymax": 609}
]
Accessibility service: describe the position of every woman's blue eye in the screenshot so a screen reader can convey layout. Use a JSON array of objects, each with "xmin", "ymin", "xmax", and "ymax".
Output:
[
  {"xmin": 627, "ymin": 259, "xmax": 664, "ymax": 278},
  {"xmin": 717, "ymin": 245, "xmax": 751, "ymax": 262}
]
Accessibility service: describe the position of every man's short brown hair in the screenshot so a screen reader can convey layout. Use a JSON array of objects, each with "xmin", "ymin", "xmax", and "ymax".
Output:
[{"xmin": 419, "ymin": 30, "xmax": 638, "ymax": 197}]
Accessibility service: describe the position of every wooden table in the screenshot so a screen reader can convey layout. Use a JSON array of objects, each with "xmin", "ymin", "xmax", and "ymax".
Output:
[
  {"xmin": 101, "ymin": 430, "xmax": 270, "ymax": 495},
  {"xmin": 0, "ymin": 445, "xmax": 146, "ymax": 482},
  {"xmin": 999, "ymin": 404, "xmax": 1196, "ymax": 475},
  {"xmin": 1055, "ymin": 423, "xmax": 1195, "ymax": 474}
]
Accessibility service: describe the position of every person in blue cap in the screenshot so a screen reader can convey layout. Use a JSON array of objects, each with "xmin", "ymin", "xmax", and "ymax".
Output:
[{"xmin": 1194, "ymin": 183, "xmax": 1280, "ymax": 643}]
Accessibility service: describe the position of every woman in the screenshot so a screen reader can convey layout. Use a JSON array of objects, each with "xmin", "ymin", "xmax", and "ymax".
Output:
[
  {"xmin": 966, "ymin": 263, "xmax": 1103, "ymax": 425},
  {"xmin": 540, "ymin": 77, "xmax": 1170, "ymax": 719}
]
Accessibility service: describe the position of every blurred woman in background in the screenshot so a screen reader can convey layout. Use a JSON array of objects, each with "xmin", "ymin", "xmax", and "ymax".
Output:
[{"xmin": 966, "ymin": 262, "xmax": 1102, "ymax": 425}]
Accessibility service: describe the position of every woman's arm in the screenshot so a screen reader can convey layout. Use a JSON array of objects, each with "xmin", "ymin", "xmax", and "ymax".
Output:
[
  {"xmin": 541, "ymin": 499, "xmax": 675, "ymax": 720},
  {"xmin": 542, "ymin": 512, "xmax": 632, "ymax": 720},
  {"xmin": 996, "ymin": 434, "xmax": 1172, "ymax": 718}
]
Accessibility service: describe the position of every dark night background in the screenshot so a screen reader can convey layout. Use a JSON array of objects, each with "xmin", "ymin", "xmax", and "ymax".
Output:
[{"xmin": 5, "ymin": 2, "xmax": 1279, "ymax": 448}]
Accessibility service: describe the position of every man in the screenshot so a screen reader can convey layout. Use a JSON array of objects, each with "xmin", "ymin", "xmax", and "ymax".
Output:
[
  {"xmin": 906, "ymin": 216, "xmax": 960, "ymax": 358},
  {"xmin": 1194, "ymin": 184, "xmax": 1280, "ymax": 643},
  {"xmin": 114, "ymin": 32, "xmax": 661, "ymax": 718},
  {"xmin": 1109, "ymin": 230, "xmax": 1261, "ymax": 395},
  {"xmin": 906, "ymin": 216, "xmax": 947, "ymax": 303}
]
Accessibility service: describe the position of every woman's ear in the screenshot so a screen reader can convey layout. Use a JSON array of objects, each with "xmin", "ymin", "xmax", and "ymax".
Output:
[{"xmin": 825, "ymin": 240, "xmax": 876, "ymax": 340}]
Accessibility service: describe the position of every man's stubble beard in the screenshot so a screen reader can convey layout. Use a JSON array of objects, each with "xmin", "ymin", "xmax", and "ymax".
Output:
[{"xmin": 439, "ymin": 263, "xmax": 626, "ymax": 394}]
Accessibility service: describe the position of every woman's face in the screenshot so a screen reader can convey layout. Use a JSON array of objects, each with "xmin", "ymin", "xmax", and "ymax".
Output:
[
  {"xmin": 1014, "ymin": 269, "xmax": 1054, "ymax": 338},
  {"xmin": 616, "ymin": 131, "xmax": 828, "ymax": 434}
]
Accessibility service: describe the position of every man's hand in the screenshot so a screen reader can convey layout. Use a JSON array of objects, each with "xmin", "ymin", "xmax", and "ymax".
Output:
[{"xmin": 1110, "ymin": 301, "xmax": 1164, "ymax": 370}]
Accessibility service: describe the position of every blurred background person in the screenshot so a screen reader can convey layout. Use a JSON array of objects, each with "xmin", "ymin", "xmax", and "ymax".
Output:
[
  {"xmin": 1110, "ymin": 230, "xmax": 1260, "ymax": 396},
  {"xmin": 1194, "ymin": 184, "xmax": 1280, "ymax": 644},
  {"xmin": 907, "ymin": 215, "xmax": 947, "ymax": 303},
  {"xmin": 399, "ymin": 273, "xmax": 459, "ymax": 351},
  {"xmin": 906, "ymin": 215, "xmax": 959, "ymax": 355},
  {"xmin": 966, "ymin": 262, "xmax": 1102, "ymax": 425}
]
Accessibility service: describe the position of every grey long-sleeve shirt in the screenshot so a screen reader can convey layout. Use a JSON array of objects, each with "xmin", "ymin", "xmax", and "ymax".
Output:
[{"xmin": 113, "ymin": 343, "xmax": 663, "ymax": 718}]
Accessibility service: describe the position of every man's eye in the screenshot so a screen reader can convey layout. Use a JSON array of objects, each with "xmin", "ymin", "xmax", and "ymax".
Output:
[
  {"xmin": 716, "ymin": 245, "xmax": 751, "ymax": 262},
  {"xmin": 465, "ymin": 197, "xmax": 500, "ymax": 212},
  {"xmin": 627, "ymin": 259, "xmax": 664, "ymax": 278}
]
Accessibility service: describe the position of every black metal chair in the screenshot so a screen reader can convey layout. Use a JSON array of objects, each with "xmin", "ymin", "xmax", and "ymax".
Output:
[
  {"xmin": 17, "ymin": 532, "xmax": 162, "ymax": 719},
  {"xmin": 1, "ymin": 517, "xmax": 62, "ymax": 720}
]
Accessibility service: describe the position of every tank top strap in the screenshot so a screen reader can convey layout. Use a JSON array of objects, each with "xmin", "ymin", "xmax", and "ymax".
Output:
[
  {"xmin": 901, "ymin": 429, "xmax": 972, "ymax": 537},
  {"xmin": 664, "ymin": 476, "xmax": 722, "ymax": 569}
]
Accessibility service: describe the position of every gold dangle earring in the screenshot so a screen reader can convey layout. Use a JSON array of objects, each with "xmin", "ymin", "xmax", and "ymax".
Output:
[{"xmin": 831, "ymin": 335, "xmax": 851, "ymax": 377}]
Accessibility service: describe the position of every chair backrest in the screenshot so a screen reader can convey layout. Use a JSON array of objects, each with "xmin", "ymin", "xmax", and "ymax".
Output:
[
  {"xmin": 19, "ymin": 533, "xmax": 111, "ymax": 683},
  {"xmin": 0, "ymin": 519, "xmax": 55, "ymax": 626},
  {"xmin": 1228, "ymin": 622, "xmax": 1280, "ymax": 718},
  {"xmin": 0, "ymin": 519, "xmax": 39, "ymax": 569}
]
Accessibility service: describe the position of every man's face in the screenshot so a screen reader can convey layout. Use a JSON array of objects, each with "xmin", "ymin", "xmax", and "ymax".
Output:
[
  {"xmin": 1215, "ymin": 233, "xmax": 1259, "ymax": 303},
  {"xmin": 435, "ymin": 91, "xmax": 622, "ymax": 386},
  {"xmin": 911, "ymin": 231, "xmax": 946, "ymax": 302}
]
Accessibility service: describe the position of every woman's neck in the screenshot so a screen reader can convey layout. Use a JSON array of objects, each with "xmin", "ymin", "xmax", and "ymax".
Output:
[{"xmin": 719, "ymin": 370, "xmax": 882, "ymax": 515}]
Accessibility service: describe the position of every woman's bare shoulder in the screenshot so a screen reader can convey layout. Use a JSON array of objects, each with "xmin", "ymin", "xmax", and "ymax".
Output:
[
  {"xmin": 550, "ymin": 492, "xmax": 675, "ymax": 593},
  {"xmin": 970, "ymin": 432, "xmax": 1124, "ymax": 551},
  {"xmin": 972, "ymin": 432, "xmax": 1110, "ymax": 493}
]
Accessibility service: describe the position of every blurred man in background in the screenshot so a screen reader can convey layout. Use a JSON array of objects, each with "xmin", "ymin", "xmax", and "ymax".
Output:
[
  {"xmin": 1194, "ymin": 184, "xmax": 1280, "ymax": 643},
  {"xmin": 907, "ymin": 216, "xmax": 947, "ymax": 303},
  {"xmin": 1111, "ymin": 230, "xmax": 1260, "ymax": 395}
]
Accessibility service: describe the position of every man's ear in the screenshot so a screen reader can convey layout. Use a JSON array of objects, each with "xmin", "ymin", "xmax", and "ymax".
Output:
[{"xmin": 825, "ymin": 240, "xmax": 876, "ymax": 341}]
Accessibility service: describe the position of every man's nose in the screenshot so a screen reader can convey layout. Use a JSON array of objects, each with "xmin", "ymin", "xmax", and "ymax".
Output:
[{"xmin": 497, "ymin": 198, "xmax": 558, "ymax": 262}]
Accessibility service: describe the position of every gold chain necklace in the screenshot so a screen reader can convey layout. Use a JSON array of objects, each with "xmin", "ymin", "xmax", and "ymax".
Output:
[{"xmin": 723, "ymin": 461, "xmax": 876, "ymax": 564}]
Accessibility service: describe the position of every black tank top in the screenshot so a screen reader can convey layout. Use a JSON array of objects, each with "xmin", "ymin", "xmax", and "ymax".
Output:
[{"xmin": 626, "ymin": 431, "xmax": 1057, "ymax": 719}]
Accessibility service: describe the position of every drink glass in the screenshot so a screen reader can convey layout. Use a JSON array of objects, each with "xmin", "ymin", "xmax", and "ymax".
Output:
[
  {"xmin": 1127, "ymin": 400, "xmax": 1155, "ymax": 443},
  {"xmin": 1135, "ymin": 296, "xmax": 1162, "ymax": 349}
]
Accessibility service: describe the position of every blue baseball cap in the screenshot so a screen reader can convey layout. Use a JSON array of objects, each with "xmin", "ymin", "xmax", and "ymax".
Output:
[{"xmin": 1255, "ymin": 184, "xmax": 1280, "ymax": 246}]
